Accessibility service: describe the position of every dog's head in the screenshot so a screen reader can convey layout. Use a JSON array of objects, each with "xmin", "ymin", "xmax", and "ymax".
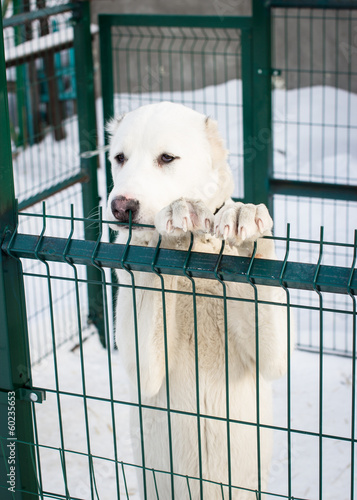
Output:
[{"xmin": 106, "ymin": 101, "xmax": 234, "ymax": 230}]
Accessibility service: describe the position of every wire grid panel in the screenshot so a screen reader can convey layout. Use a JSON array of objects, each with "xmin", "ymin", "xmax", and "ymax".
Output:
[
  {"xmin": 3, "ymin": 0, "xmax": 82, "ymax": 207},
  {"xmin": 105, "ymin": 21, "xmax": 245, "ymax": 199},
  {"xmin": 3, "ymin": 214, "xmax": 356, "ymax": 500},
  {"xmin": 2, "ymin": 0, "xmax": 104, "ymax": 359},
  {"xmin": 271, "ymin": 6, "xmax": 357, "ymax": 355},
  {"xmin": 18, "ymin": 187, "xmax": 94, "ymax": 365}
]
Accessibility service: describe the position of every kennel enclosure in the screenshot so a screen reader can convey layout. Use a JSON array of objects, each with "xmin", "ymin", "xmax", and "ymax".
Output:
[{"xmin": 1, "ymin": 0, "xmax": 357, "ymax": 499}]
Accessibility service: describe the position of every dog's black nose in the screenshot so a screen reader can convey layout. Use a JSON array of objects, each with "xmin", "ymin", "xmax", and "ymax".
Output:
[{"xmin": 111, "ymin": 196, "xmax": 140, "ymax": 223}]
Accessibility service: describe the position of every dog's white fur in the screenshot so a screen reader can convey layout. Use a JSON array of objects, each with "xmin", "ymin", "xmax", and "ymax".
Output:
[{"xmin": 107, "ymin": 102, "xmax": 291, "ymax": 499}]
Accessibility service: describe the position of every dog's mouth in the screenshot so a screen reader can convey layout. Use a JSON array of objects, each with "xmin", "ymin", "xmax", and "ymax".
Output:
[{"xmin": 109, "ymin": 215, "xmax": 155, "ymax": 232}]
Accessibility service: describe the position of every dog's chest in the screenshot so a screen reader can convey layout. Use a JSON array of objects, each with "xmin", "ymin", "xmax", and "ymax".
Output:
[{"xmin": 172, "ymin": 276, "xmax": 236, "ymax": 369}]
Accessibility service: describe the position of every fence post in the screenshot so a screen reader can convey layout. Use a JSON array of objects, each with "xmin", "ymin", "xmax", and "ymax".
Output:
[
  {"xmin": 0, "ymin": 13, "xmax": 38, "ymax": 500},
  {"xmin": 244, "ymin": 0, "xmax": 273, "ymax": 212},
  {"xmin": 73, "ymin": 0, "xmax": 106, "ymax": 346}
]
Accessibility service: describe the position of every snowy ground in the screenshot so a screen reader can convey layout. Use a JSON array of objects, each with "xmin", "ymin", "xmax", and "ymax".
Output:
[
  {"xmin": 30, "ymin": 334, "xmax": 355, "ymax": 500},
  {"xmin": 11, "ymin": 81, "xmax": 357, "ymax": 499}
]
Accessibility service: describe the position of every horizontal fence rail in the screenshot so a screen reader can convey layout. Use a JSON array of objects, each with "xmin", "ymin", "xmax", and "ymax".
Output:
[
  {"xmin": 2, "ymin": 2, "xmax": 80, "ymax": 29},
  {"xmin": 2, "ymin": 229, "xmax": 356, "ymax": 296}
]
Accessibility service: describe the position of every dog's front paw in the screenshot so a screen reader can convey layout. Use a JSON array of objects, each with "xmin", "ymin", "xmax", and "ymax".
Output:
[
  {"xmin": 155, "ymin": 198, "xmax": 214, "ymax": 236},
  {"xmin": 214, "ymin": 201, "xmax": 273, "ymax": 245}
]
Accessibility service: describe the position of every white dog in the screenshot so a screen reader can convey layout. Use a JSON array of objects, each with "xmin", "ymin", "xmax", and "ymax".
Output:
[{"xmin": 106, "ymin": 102, "xmax": 290, "ymax": 499}]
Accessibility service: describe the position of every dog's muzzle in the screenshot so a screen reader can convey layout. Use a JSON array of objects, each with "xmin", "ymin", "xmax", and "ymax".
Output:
[{"xmin": 111, "ymin": 196, "xmax": 140, "ymax": 224}]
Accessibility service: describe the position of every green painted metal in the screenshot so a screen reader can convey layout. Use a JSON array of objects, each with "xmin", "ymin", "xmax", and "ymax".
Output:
[
  {"xmin": 73, "ymin": 0, "xmax": 106, "ymax": 347},
  {"xmin": 99, "ymin": 14, "xmax": 114, "ymax": 202},
  {"xmin": 249, "ymin": 0, "xmax": 273, "ymax": 210},
  {"xmin": 270, "ymin": 179, "xmax": 357, "ymax": 202},
  {"xmin": 2, "ymin": 2, "xmax": 80, "ymax": 28},
  {"xmin": 2, "ymin": 232, "xmax": 356, "ymax": 296},
  {"xmin": 1, "ymin": 3, "xmax": 356, "ymax": 498},
  {"xmin": 269, "ymin": 0, "xmax": 357, "ymax": 8},
  {"xmin": 17, "ymin": 172, "xmax": 88, "ymax": 212},
  {"xmin": 98, "ymin": 13, "xmax": 253, "ymax": 30},
  {"xmin": 0, "ymin": 12, "xmax": 38, "ymax": 500},
  {"xmin": 241, "ymin": 28, "xmax": 255, "ymax": 205}
]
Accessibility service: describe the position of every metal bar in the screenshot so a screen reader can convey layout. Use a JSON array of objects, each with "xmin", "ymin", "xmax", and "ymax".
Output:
[
  {"xmin": 313, "ymin": 228, "xmax": 325, "ymax": 500},
  {"xmin": 250, "ymin": 0, "xmax": 273, "ymax": 210},
  {"xmin": 6, "ymin": 40, "xmax": 74, "ymax": 69},
  {"xmin": 183, "ymin": 236, "xmax": 204, "ymax": 500},
  {"xmin": 33, "ymin": 206, "xmax": 70, "ymax": 498},
  {"xmin": 98, "ymin": 14, "xmax": 253, "ymax": 30},
  {"xmin": 98, "ymin": 13, "xmax": 118, "ymax": 346},
  {"xmin": 73, "ymin": 0, "xmax": 106, "ymax": 346},
  {"xmin": 38, "ymin": 0, "xmax": 65, "ymax": 143},
  {"xmin": 99, "ymin": 15, "xmax": 114, "ymax": 200},
  {"xmin": 270, "ymin": 178, "xmax": 357, "ymax": 202},
  {"xmin": 62, "ymin": 206, "xmax": 95, "ymax": 500},
  {"xmin": 214, "ymin": 243, "xmax": 233, "ymax": 500},
  {"xmin": 5, "ymin": 27, "xmax": 98, "ymax": 69},
  {"xmin": 0, "ymin": 12, "xmax": 38, "ymax": 499},
  {"xmin": 151, "ymin": 236, "xmax": 176, "ymax": 499},
  {"xmin": 3, "ymin": 233, "xmax": 357, "ymax": 296},
  {"xmin": 268, "ymin": 0, "xmax": 357, "ymax": 9},
  {"xmin": 119, "ymin": 215, "xmax": 147, "ymax": 499},
  {"xmin": 246, "ymin": 243, "xmax": 262, "ymax": 499},
  {"xmin": 18, "ymin": 172, "xmax": 88, "ymax": 212},
  {"xmin": 87, "ymin": 210, "xmax": 121, "ymax": 498},
  {"xmin": 2, "ymin": 2, "xmax": 80, "ymax": 28},
  {"xmin": 241, "ymin": 28, "xmax": 255, "ymax": 204}
]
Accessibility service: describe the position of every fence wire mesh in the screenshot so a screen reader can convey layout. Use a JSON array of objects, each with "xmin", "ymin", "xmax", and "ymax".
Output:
[
  {"xmin": 1, "ymin": 1, "xmax": 357, "ymax": 500},
  {"xmin": 101, "ymin": 19, "xmax": 245, "ymax": 200},
  {"xmin": 2, "ymin": 0, "xmax": 103, "ymax": 360},
  {"xmin": 1, "ymin": 210, "xmax": 356, "ymax": 500},
  {"xmin": 271, "ymin": 6, "xmax": 357, "ymax": 355}
]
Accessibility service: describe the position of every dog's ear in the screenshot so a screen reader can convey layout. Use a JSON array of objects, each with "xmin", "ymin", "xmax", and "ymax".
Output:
[
  {"xmin": 205, "ymin": 117, "xmax": 228, "ymax": 166},
  {"xmin": 105, "ymin": 115, "xmax": 125, "ymax": 137}
]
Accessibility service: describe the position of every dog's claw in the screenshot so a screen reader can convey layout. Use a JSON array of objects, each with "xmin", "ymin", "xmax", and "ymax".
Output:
[
  {"xmin": 166, "ymin": 220, "xmax": 173, "ymax": 233},
  {"xmin": 239, "ymin": 227, "xmax": 247, "ymax": 241},
  {"xmin": 257, "ymin": 218, "xmax": 264, "ymax": 233},
  {"xmin": 223, "ymin": 225, "xmax": 230, "ymax": 240},
  {"xmin": 182, "ymin": 217, "xmax": 188, "ymax": 232},
  {"xmin": 205, "ymin": 218, "xmax": 211, "ymax": 233}
]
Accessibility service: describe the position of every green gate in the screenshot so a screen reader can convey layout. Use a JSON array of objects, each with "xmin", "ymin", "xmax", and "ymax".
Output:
[{"xmin": 99, "ymin": 6, "xmax": 274, "ymax": 210}]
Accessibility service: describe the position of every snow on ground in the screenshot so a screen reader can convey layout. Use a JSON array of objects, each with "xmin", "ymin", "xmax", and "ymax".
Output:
[
  {"xmin": 12, "ymin": 81, "xmax": 357, "ymax": 499},
  {"xmin": 5, "ymin": 25, "xmax": 99, "ymax": 66}
]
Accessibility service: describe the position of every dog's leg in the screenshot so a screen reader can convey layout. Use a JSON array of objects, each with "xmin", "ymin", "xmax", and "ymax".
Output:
[
  {"xmin": 115, "ymin": 269, "xmax": 180, "ymax": 399},
  {"xmin": 214, "ymin": 200, "xmax": 293, "ymax": 380}
]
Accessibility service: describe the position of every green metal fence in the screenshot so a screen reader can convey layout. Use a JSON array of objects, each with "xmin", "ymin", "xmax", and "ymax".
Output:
[
  {"xmin": 2, "ymin": 0, "xmax": 105, "ymax": 358},
  {"xmin": 1, "ymin": 0, "xmax": 357, "ymax": 499}
]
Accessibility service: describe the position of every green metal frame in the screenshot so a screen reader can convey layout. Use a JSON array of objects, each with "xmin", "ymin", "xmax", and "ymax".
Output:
[
  {"xmin": 0, "ymin": 214, "xmax": 356, "ymax": 499},
  {"xmin": 73, "ymin": 0, "xmax": 106, "ymax": 346},
  {"xmin": 2, "ymin": 231, "xmax": 356, "ymax": 296},
  {"xmin": 0, "ymin": 12, "xmax": 38, "ymax": 500},
  {"xmin": 1, "ymin": 1, "xmax": 356, "ymax": 498}
]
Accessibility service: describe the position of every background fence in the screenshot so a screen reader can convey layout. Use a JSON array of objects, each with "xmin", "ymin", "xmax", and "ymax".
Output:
[
  {"xmin": 0, "ymin": 0, "xmax": 357, "ymax": 499},
  {"xmin": 2, "ymin": 0, "xmax": 106, "ymax": 362}
]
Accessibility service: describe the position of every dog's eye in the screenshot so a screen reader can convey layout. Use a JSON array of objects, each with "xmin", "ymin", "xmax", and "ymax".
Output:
[
  {"xmin": 160, "ymin": 153, "xmax": 175, "ymax": 164},
  {"xmin": 114, "ymin": 153, "xmax": 125, "ymax": 165}
]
